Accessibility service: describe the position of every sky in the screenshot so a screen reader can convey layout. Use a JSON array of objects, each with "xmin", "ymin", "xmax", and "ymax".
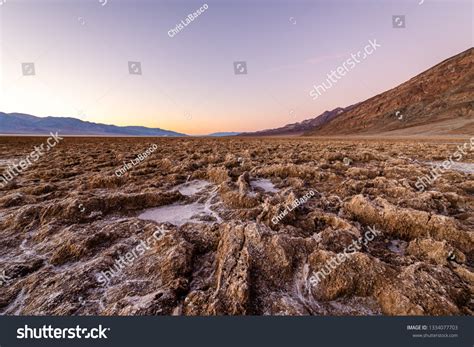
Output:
[{"xmin": 0, "ymin": 0, "xmax": 472, "ymax": 135}]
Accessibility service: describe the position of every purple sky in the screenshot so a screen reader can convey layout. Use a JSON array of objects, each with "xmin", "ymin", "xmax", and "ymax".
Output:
[{"xmin": 0, "ymin": 0, "xmax": 472, "ymax": 134}]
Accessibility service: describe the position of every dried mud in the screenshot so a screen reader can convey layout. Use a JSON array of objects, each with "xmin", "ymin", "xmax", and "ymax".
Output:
[{"xmin": 0, "ymin": 137, "xmax": 472, "ymax": 316}]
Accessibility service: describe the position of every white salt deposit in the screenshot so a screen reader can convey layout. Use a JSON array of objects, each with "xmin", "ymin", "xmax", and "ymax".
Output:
[
  {"xmin": 138, "ymin": 203, "xmax": 207, "ymax": 226},
  {"xmin": 176, "ymin": 180, "xmax": 210, "ymax": 196},
  {"xmin": 250, "ymin": 178, "xmax": 279, "ymax": 193},
  {"xmin": 139, "ymin": 185, "xmax": 222, "ymax": 227},
  {"xmin": 426, "ymin": 161, "xmax": 474, "ymax": 174}
]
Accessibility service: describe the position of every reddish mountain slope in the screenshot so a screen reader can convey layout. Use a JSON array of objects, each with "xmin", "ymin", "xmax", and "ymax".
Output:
[{"xmin": 305, "ymin": 48, "xmax": 474, "ymax": 136}]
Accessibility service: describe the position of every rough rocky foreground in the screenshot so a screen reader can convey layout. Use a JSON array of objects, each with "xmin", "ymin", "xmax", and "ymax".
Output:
[{"xmin": 0, "ymin": 137, "xmax": 472, "ymax": 316}]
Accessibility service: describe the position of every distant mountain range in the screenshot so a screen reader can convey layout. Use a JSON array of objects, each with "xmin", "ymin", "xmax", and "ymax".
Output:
[
  {"xmin": 0, "ymin": 113, "xmax": 188, "ymax": 137},
  {"xmin": 0, "ymin": 113, "xmax": 244, "ymax": 137},
  {"xmin": 238, "ymin": 106, "xmax": 355, "ymax": 137},
  {"xmin": 206, "ymin": 132, "xmax": 241, "ymax": 137}
]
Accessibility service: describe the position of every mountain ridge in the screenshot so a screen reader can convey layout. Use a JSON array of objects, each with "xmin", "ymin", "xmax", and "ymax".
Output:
[
  {"xmin": 304, "ymin": 47, "xmax": 474, "ymax": 136},
  {"xmin": 0, "ymin": 112, "xmax": 187, "ymax": 137},
  {"xmin": 238, "ymin": 106, "xmax": 355, "ymax": 137}
]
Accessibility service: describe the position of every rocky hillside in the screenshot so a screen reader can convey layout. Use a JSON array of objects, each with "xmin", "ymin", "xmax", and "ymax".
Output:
[
  {"xmin": 240, "ymin": 107, "xmax": 351, "ymax": 137},
  {"xmin": 305, "ymin": 48, "xmax": 474, "ymax": 136}
]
